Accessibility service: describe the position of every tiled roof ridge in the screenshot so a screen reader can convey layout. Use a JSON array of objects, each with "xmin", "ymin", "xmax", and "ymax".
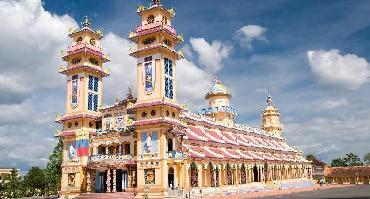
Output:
[{"xmin": 181, "ymin": 111, "xmax": 284, "ymax": 141}]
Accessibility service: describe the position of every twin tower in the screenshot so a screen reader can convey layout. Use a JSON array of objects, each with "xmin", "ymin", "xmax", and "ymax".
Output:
[{"xmin": 57, "ymin": 0, "xmax": 282, "ymax": 196}]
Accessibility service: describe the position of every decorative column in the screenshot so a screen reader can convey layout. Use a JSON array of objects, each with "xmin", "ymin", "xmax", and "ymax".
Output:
[
  {"xmin": 112, "ymin": 169, "xmax": 116, "ymax": 192},
  {"xmin": 86, "ymin": 169, "xmax": 91, "ymax": 193},
  {"xmin": 106, "ymin": 169, "xmax": 111, "ymax": 193},
  {"xmin": 91, "ymin": 170, "xmax": 96, "ymax": 192},
  {"xmin": 197, "ymin": 164, "xmax": 203, "ymax": 188}
]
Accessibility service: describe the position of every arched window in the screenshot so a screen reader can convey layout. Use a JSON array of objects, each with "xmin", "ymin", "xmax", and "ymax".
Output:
[
  {"xmin": 147, "ymin": 15, "xmax": 155, "ymax": 24},
  {"xmin": 190, "ymin": 162, "xmax": 198, "ymax": 187},
  {"xmin": 167, "ymin": 138, "xmax": 173, "ymax": 152}
]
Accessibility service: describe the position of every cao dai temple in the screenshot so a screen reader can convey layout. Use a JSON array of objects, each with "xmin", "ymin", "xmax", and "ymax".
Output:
[{"xmin": 56, "ymin": 0, "xmax": 313, "ymax": 198}]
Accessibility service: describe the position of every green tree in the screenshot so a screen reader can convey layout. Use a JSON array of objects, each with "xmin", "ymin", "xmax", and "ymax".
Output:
[
  {"xmin": 44, "ymin": 139, "xmax": 63, "ymax": 195},
  {"xmin": 344, "ymin": 153, "xmax": 363, "ymax": 166},
  {"xmin": 0, "ymin": 169, "xmax": 22, "ymax": 198},
  {"xmin": 23, "ymin": 167, "xmax": 46, "ymax": 196},
  {"xmin": 364, "ymin": 153, "xmax": 370, "ymax": 165},
  {"xmin": 331, "ymin": 158, "xmax": 347, "ymax": 167},
  {"xmin": 305, "ymin": 154, "xmax": 315, "ymax": 160}
]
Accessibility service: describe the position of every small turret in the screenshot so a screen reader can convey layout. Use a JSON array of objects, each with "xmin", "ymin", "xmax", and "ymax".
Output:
[
  {"xmin": 202, "ymin": 78, "xmax": 237, "ymax": 126},
  {"xmin": 261, "ymin": 95, "xmax": 282, "ymax": 137}
]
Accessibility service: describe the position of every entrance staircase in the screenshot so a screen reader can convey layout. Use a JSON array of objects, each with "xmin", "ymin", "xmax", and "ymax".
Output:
[{"xmin": 75, "ymin": 192, "xmax": 135, "ymax": 199}]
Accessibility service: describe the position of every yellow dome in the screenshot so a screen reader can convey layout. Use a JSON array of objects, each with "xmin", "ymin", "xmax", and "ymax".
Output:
[{"xmin": 205, "ymin": 79, "xmax": 231, "ymax": 99}]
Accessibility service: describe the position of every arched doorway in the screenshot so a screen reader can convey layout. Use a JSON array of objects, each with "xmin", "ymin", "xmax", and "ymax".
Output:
[
  {"xmin": 240, "ymin": 163, "xmax": 246, "ymax": 184},
  {"xmin": 168, "ymin": 167, "xmax": 175, "ymax": 189},
  {"xmin": 253, "ymin": 164, "xmax": 258, "ymax": 182},
  {"xmin": 167, "ymin": 138, "xmax": 173, "ymax": 152},
  {"xmin": 190, "ymin": 162, "xmax": 198, "ymax": 187}
]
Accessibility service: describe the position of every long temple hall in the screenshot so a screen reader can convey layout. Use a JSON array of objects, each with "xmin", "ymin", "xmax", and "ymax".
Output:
[{"xmin": 56, "ymin": 0, "xmax": 313, "ymax": 198}]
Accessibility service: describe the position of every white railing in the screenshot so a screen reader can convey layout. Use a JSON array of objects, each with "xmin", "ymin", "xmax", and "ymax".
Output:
[
  {"xmin": 89, "ymin": 154, "xmax": 133, "ymax": 162},
  {"xmin": 166, "ymin": 151, "xmax": 184, "ymax": 159}
]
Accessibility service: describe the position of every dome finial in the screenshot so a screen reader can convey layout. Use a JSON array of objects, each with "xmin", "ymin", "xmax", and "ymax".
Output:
[
  {"xmin": 214, "ymin": 76, "xmax": 221, "ymax": 84},
  {"xmin": 82, "ymin": 16, "xmax": 91, "ymax": 28},
  {"xmin": 152, "ymin": 0, "xmax": 161, "ymax": 5},
  {"xmin": 266, "ymin": 95, "xmax": 272, "ymax": 106}
]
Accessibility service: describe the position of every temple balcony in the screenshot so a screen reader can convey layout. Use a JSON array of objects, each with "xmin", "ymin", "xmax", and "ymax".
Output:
[
  {"xmin": 89, "ymin": 154, "xmax": 133, "ymax": 162},
  {"xmin": 166, "ymin": 150, "xmax": 184, "ymax": 160},
  {"xmin": 199, "ymin": 106, "xmax": 238, "ymax": 116}
]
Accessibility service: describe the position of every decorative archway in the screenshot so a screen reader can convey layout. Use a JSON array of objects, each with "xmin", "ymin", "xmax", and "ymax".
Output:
[
  {"xmin": 190, "ymin": 162, "xmax": 198, "ymax": 187},
  {"xmin": 240, "ymin": 163, "xmax": 246, "ymax": 184},
  {"xmin": 167, "ymin": 138, "xmax": 173, "ymax": 152}
]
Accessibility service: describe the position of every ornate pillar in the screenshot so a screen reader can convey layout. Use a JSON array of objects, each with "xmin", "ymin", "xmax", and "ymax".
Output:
[
  {"xmin": 106, "ymin": 169, "xmax": 111, "ymax": 193},
  {"xmin": 93, "ymin": 147, "xmax": 98, "ymax": 156},
  {"xmin": 197, "ymin": 164, "xmax": 203, "ymax": 188},
  {"xmin": 91, "ymin": 170, "xmax": 96, "ymax": 192},
  {"xmin": 86, "ymin": 169, "xmax": 91, "ymax": 193},
  {"xmin": 112, "ymin": 169, "xmax": 116, "ymax": 192}
]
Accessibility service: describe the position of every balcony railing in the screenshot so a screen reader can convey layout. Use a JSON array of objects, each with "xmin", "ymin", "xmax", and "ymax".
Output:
[
  {"xmin": 166, "ymin": 151, "xmax": 184, "ymax": 159},
  {"xmin": 136, "ymin": 22, "xmax": 176, "ymax": 36},
  {"xmin": 89, "ymin": 154, "xmax": 133, "ymax": 162},
  {"xmin": 199, "ymin": 106, "xmax": 238, "ymax": 115}
]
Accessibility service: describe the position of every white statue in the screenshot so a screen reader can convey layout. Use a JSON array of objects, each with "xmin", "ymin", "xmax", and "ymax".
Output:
[{"xmin": 68, "ymin": 143, "xmax": 78, "ymax": 160}]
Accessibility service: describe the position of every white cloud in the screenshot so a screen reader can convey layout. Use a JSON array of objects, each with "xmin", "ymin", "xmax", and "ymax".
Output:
[
  {"xmin": 100, "ymin": 33, "xmax": 136, "ymax": 105},
  {"xmin": 177, "ymin": 59, "xmax": 212, "ymax": 110},
  {"xmin": 101, "ymin": 34, "xmax": 212, "ymax": 111},
  {"xmin": 318, "ymin": 98, "xmax": 349, "ymax": 110},
  {"xmin": 189, "ymin": 38, "xmax": 232, "ymax": 74},
  {"xmin": 235, "ymin": 25, "xmax": 267, "ymax": 49},
  {"xmin": 0, "ymin": 0, "xmax": 77, "ymax": 171},
  {"xmin": 307, "ymin": 49, "xmax": 370, "ymax": 89}
]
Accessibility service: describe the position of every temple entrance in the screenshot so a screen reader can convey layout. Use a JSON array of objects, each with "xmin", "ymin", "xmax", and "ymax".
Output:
[
  {"xmin": 95, "ymin": 171, "xmax": 107, "ymax": 193},
  {"xmin": 253, "ymin": 165, "xmax": 258, "ymax": 182},
  {"xmin": 122, "ymin": 170, "xmax": 128, "ymax": 191},
  {"xmin": 116, "ymin": 170, "xmax": 123, "ymax": 192},
  {"xmin": 168, "ymin": 167, "xmax": 175, "ymax": 189}
]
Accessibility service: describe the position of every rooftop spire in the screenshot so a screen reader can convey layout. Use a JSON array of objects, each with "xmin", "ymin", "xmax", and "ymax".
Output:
[
  {"xmin": 82, "ymin": 16, "xmax": 91, "ymax": 28},
  {"xmin": 152, "ymin": 0, "xmax": 161, "ymax": 5},
  {"xmin": 266, "ymin": 95, "xmax": 272, "ymax": 106}
]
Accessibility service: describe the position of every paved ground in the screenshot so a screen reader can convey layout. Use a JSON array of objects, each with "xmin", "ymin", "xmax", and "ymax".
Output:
[
  {"xmin": 245, "ymin": 185, "xmax": 370, "ymax": 199},
  {"xmin": 201, "ymin": 185, "xmax": 370, "ymax": 199}
]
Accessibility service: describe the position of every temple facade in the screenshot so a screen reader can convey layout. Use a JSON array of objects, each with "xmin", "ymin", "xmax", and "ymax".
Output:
[{"xmin": 56, "ymin": 0, "xmax": 312, "ymax": 198}]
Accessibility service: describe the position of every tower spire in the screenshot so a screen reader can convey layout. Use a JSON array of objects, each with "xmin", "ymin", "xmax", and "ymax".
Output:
[
  {"xmin": 152, "ymin": 0, "xmax": 161, "ymax": 5},
  {"xmin": 266, "ymin": 95, "xmax": 272, "ymax": 106},
  {"xmin": 82, "ymin": 16, "xmax": 91, "ymax": 28}
]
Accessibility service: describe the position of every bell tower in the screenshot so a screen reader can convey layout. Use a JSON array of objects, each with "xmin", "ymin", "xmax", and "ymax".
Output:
[
  {"xmin": 56, "ymin": 17, "xmax": 110, "ymax": 196},
  {"xmin": 261, "ymin": 95, "xmax": 282, "ymax": 137},
  {"xmin": 128, "ymin": 0, "xmax": 184, "ymax": 197}
]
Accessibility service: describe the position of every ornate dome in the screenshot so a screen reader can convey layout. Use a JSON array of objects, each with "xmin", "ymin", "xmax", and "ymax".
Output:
[{"xmin": 205, "ymin": 78, "xmax": 231, "ymax": 99}]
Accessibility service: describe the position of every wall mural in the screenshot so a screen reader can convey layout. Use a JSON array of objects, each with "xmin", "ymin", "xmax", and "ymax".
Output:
[
  {"xmin": 144, "ymin": 169, "xmax": 155, "ymax": 184},
  {"xmin": 66, "ymin": 142, "xmax": 78, "ymax": 161},
  {"xmin": 141, "ymin": 132, "xmax": 158, "ymax": 154}
]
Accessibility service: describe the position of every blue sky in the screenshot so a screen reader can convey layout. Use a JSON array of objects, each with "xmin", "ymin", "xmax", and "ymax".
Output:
[{"xmin": 0, "ymin": 0, "xmax": 370, "ymax": 172}]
